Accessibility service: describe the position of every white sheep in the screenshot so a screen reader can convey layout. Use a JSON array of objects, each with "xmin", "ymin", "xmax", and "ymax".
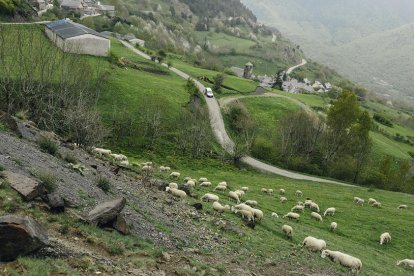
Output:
[
  {"xmin": 214, "ymin": 185, "xmax": 227, "ymax": 191},
  {"xmin": 295, "ymin": 190, "xmax": 303, "ymax": 197},
  {"xmin": 353, "ymin": 197, "xmax": 364, "ymax": 206},
  {"xmin": 372, "ymin": 201, "xmax": 381, "ymax": 208},
  {"xmin": 234, "ymin": 203, "xmax": 255, "ymax": 212},
  {"xmin": 110, "ymin": 153, "xmax": 128, "ymax": 161},
  {"xmin": 261, "ymin": 188, "xmax": 268, "ymax": 193},
  {"xmin": 321, "ymin": 250, "xmax": 362, "ymax": 274},
  {"xmin": 397, "ymin": 259, "xmax": 414, "ymax": 267},
  {"xmin": 119, "ymin": 160, "xmax": 130, "ymax": 167},
  {"xmin": 169, "ymin": 182, "xmax": 178, "ymax": 189},
  {"xmin": 229, "ymin": 191, "xmax": 240, "ymax": 203},
  {"xmin": 380, "ymin": 232, "xmax": 391, "ymax": 245},
  {"xmin": 324, "ymin": 207, "xmax": 336, "ymax": 217},
  {"xmin": 280, "ymin": 196, "xmax": 288, "ymax": 203},
  {"xmin": 398, "ymin": 204, "xmax": 408, "ymax": 209},
  {"xmin": 283, "ymin": 212, "xmax": 300, "ymax": 220},
  {"xmin": 92, "ymin": 147, "xmax": 112, "ymax": 157},
  {"xmin": 310, "ymin": 202, "xmax": 320, "ymax": 213},
  {"xmin": 142, "ymin": 165, "xmax": 152, "ymax": 172},
  {"xmin": 165, "ymin": 187, "xmax": 187, "ymax": 198},
  {"xmin": 200, "ymin": 181, "xmax": 212, "ymax": 187},
  {"xmin": 201, "ymin": 193, "xmax": 219, "ymax": 202},
  {"xmin": 302, "ymin": 236, "xmax": 326, "ymax": 252},
  {"xmin": 183, "ymin": 176, "xmax": 191, "ymax": 182},
  {"xmin": 311, "ymin": 212, "xmax": 323, "ymax": 222},
  {"xmin": 330, "ymin": 222, "xmax": 337, "ymax": 232},
  {"xmin": 279, "ymin": 188, "xmax": 285, "ymax": 195},
  {"xmin": 252, "ymin": 208, "xmax": 263, "ymax": 221},
  {"xmin": 218, "ymin": 181, "xmax": 227, "ymax": 187},
  {"xmin": 245, "ymin": 200, "xmax": 258, "ymax": 207},
  {"xmin": 241, "ymin": 186, "xmax": 249, "ymax": 192},
  {"xmin": 282, "ymin": 224, "xmax": 293, "ymax": 239},
  {"xmin": 186, "ymin": 180, "xmax": 196, "ymax": 188},
  {"xmin": 198, "ymin": 177, "xmax": 208, "ymax": 183},
  {"xmin": 271, "ymin": 212, "xmax": 279, "ymax": 218},
  {"xmin": 291, "ymin": 205, "xmax": 304, "ymax": 212},
  {"xmin": 170, "ymin": 172, "xmax": 181, "ymax": 179},
  {"xmin": 212, "ymin": 201, "xmax": 230, "ymax": 213},
  {"xmin": 235, "ymin": 190, "xmax": 245, "ymax": 198},
  {"xmin": 267, "ymin": 189, "xmax": 274, "ymax": 195},
  {"xmin": 368, "ymin": 198, "xmax": 377, "ymax": 205},
  {"xmin": 304, "ymin": 199, "xmax": 313, "ymax": 208},
  {"xmin": 159, "ymin": 166, "xmax": 171, "ymax": 173},
  {"xmin": 235, "ymin": 209, "xmax": 254, "ymax": 221}
]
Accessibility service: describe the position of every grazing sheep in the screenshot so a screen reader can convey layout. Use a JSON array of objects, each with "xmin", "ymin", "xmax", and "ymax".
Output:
[
  {"xmin": 261, "ymin": 188, "xmax": 268, "ymax": 193},
  {"xmin": 119, "ymin": 160, "xmax": 130, "ymax": 167},
  {"xmin": 218, "ymin": 181, "xmax": 227, "ymax": 187},
  {"xmin": 397, "ymin": 259, "xmax": 414, "ymax": 268},
  {"xmin": 310, "ymin": 202, "xmax": 320, "ymax": 213},
  {"xmin": 282, "ymin": 224, "xmax": 293, "ymax": 239},
  {"xmin": 159, "ymin": 166, "xmax": 170, "ymax": 173},
  {"xmin": 183, "ymin": 176, "xmax": 191, "ymax": 182},
  {"xmin": 353, "ymin": 197, "xmax": 364, "ymax": 206},
  {"xmin": 330, "ymin": 222, "xmax": 337, "ymax": 232},
  {"xmin": 304, "ymin": 199, "xmax": 313, "ymax": 208},
  {"xmin": 297, "ymin": 201, "xmax": 304, "ymax": 206},
  {"xmin": 279, "ymin": 189, "xmax": 285, "ymax": 195},
  {"xmin": 235, "ymin": 190, "xmax": 245, "ymax": 198},
  {"xmin": 302, "ymin": 236, "xmax": 326, "ymax": 252},
  {"xmin": 110, "ymin": 153, "xmax": 128, "ymax": 161},
  {"xmin": 295, "ymin": 190, "xmax": 303, "ymax": 197},
  {"xmin": 92, "ymin": 147, "xmax": 112, "ymax": 157},
  {"xmin": 241, "ymin": 186, "xmax": 249, "ymax": 192},
  {"xmin": 271, "ymin": 212, "xmax": 279, "ymax": 218},
  {"xmin": 380, "ymin": 232, "xmax": 391, "ymax": 245},
  {"xmin": 142, "ymin": 165, "xmax": 152, "ymax": 173},
  {"xmin": 165, "ymin": 187, "xmax": 187, "ymax": 198},
  {"xmin": 201, "ymin": 193, "xmax": 219, "ymax": 202},
  {"xmin": 372, "ymin": 201, "xmax": 381, "ymax": 208},
  {"xmin": 186, "ymin": 180, "xmax": 196, "ymax": 188},
  {"xmin": 169, "ymin": 182, "xmax": 178, "ymax": 189},
  {"xmin": 164, "ymin": 166, "xmax": 171, "ymax": 172},
  {"xmin": 291, "ymin": 205, "xmax": 304, "ymax": 212},
  {"xmin": 234, "ymin": 203, "xmax": 255, "ymax": 212},
  {"xmin": 311, "ymin": 212, "xmax": 323, "ymax": 222},
  {"xmin": 244, "ymin": 200, "xmax": 258, "ymax": 207},
  {"xmin": 267, "ymin": 189, "xmax": 274, "ymax": 195},
  {"xmin": 212, "ymin": 201, "xmax": 230, "ymax": 213},
  {"xmin": 170, "ymin": 172, "xmax": 181, "ymax": 179},
  {"xmin": 214, "ymin": 185, "xmax": 227, "ymax": 191},
  {"xmin": 280, "ymin": 196, "xmax": 288, "ymax": 203},
  {"xmin": 198, "ymin": 177, "xmax": 208, "ymax": 183},
  {"xmin": 283, "ymin": 212, "xmax": 300, "ymax": 220},
  {"xmin": 324, "ymin": 207, "xmax": 336, "ymax": 217},
  {"xmin": 368, "ymin": 198, "xmax": 377, "ymax": 205},
  {"xmin": 229, "ymin": 191, "xmax": 241, "ymax": 203},
  {"xmin": 252, "ymin": 208, "xmax": 263, "ymax": 221},
  {"xmin": 398, "ymin": 204, "xmax": 408, "ymax": 209},
  {"xmin": 199, "ymin": 181, "xmax": 212, "ymax": 187},
  {"xmin": 235, "ymin": 209, "xmax": 254, "ymax": 222},
  {"xmin": 321, "ymin": 250, "xmax": 362, "ymax": 274}
]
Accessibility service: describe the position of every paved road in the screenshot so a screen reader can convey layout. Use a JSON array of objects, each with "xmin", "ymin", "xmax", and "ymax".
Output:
[
  {"xmin": 121, "ymin": 41, "xmax": 349, "ymax": 186},
  {"xmin": 286, "ymin": 59, "xmax": 307, "ymax": 74}
]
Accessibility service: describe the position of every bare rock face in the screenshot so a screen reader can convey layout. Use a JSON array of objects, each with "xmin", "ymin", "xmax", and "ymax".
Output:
[
  {"xmin": 0, "ymin": 215, "xmax": 49, "ymax": 262},
  {"xmin": 113, "ymin": 214, "xmax": 129, "ymax": 235},
  {"xmin": 87, "ymin": 198, "xmax": 126, "ymax": 226},
  {"xmin": 3, "ymin": 171, "xmax": 44, "ymax": 201}
]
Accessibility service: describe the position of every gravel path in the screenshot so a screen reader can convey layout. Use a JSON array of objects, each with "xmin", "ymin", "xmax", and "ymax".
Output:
[
  {"xmin": 121, "ymin": 41, "xmax": 350, "ymax": 186},
  {"xmin": 286, "ymin": 59, "xmax": 307, "ymax": 74}
]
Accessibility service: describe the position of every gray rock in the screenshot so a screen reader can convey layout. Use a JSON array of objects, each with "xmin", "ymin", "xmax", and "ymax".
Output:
[
  {"xmin": 113, "ymin": 214, "xmax": 129, "ymax": 235},
  {"xmin": 0, "ymin": 215, "xmax": 49, "ymax": 261},
  {"xmin": 46, "ymin": 192, "xmax": 65, "ymax": 213},
  {"xmin": 4, "ymin": 171, "xmax": 44, "ymax": 201},
  {"xmin": 87, "ymin": 198, "xmax": 126, "ymax": 226}
]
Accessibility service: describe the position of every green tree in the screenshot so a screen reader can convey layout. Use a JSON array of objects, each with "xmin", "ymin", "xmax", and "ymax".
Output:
[{"xmin": 213, "ymin": 73, "xmax": 225, "ymax": 93}]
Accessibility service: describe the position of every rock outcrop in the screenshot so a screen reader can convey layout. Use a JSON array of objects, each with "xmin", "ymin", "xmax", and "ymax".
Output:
[
  {"xmin": 0, "ymin": 215, "xmax": 49, "ymax": 261},
  {"xmin": 3, "ymin": 171, "xmax": 44, "ymax": 201},
  {"xmin": 87, "ymin": 197, "xmax": 126, "ymax": 226}
]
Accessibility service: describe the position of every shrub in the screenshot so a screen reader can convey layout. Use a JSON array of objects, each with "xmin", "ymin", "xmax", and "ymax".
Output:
[
  {"xmin": 373, "ymin": 114, "xmax": 393, "ymax": 127},
  {"xmin": 0, "ymin": 164, "xmax": 5, "ymax": 171},
  {"xmin": 37, "ymin": 136, "xmax": 58, "ymax": 156},
  {"xmin": 96, "ymin": 176, "xmax": 111, "ymax": 193},
  {"xmin": 0, "ymin": 121, "xmax": 6, "ymax": 131},
  {"xmin": 15, "ymin": 110, "xmax": 28, "ymax": 121},
  {"xmin": 59, "ymin": 223, "xmax": 70, "ymax": 235},
  {"xmin": 31, "ymin": 169, "xmax": 58, "ymax": 193},
  {"xmin": 63, "ymin": 152, "xmax": 77, "ymax": 164}
]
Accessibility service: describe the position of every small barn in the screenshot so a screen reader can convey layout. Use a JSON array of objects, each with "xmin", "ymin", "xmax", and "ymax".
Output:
[{"xmin": 45, "ymin": 20, "xmax": 110, "ymax": 57}]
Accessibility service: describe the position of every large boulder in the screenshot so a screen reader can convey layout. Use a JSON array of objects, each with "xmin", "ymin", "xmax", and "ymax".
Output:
[
  {"xmin": 113, "ymin": 214, "xmax": 129, "ymax": 235},
  {"xmin": 46, "ymin": 192, "xmax": 65, "ymax": 213},
  {"xmin": 87, "ymin": 198, "xmax": 126, "ymax": 226},
  {"xmin": 0, "ymin": 215, "xmax": 49, "ymax": 262},
  {"xmin": 4, "ymin": 171, "xmax": 44, "ymax": 201}
]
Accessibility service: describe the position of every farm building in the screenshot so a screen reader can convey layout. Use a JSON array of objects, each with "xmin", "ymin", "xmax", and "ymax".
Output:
[{"xmin": 45, "ymin": 20, "xmax": 110, "ymax": 57}]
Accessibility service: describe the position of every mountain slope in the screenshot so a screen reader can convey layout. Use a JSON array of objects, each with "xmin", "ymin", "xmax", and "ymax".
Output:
[{"xmin": 241, "ymin": 0, "xmax": 414, "ymax": 105}]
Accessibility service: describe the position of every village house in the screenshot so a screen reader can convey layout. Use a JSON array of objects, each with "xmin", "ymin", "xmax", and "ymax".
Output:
[
  {"xmin": 96, "ymin": 2, "xmax": 115, "ymax": 17},
  {"xmin": 60, "ymin": 0, "xmax": 84, "ymax": 15}
]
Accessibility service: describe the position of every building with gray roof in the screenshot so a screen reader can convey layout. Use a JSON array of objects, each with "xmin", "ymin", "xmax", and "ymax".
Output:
[{"xmin": 45, "ymin": 19, "xmax": 110, "ymax": 56}]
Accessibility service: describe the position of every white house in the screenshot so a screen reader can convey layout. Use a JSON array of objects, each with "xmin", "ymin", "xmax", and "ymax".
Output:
[{"xmin": 45, "ymin": 19, "xmax": 110, "ymax": 57}]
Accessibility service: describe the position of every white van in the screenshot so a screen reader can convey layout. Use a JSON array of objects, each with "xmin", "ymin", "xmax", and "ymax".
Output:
[{"xmin": 205, "ymin": 87, "xmax": 214, "ymax": 98}]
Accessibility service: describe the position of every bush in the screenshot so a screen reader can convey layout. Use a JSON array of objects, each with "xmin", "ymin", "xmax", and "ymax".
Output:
[
  {"xmin": 31, "ymin": 169, "xmax": 58, "ymax": 193},
  {"xmin": 15, "ymin": 110, "xmax": 28, "ymax": 121},
  {"xmin": 37, "ymin": 136, "xmax": 58, "ymax": 156},
  {"xmin": 373, "ymin": 114, "xmax": 393, "ymax": 127},
  {"xmin": 251, "ymin": 138, "xmax": 274, "ymax": 162},
  {"xmin": 96, "ymin": 176, "xmax": 111, "ymax": 193},
  {"xmin": 63, "ymin": 152, "xmax": 77, "ymax": 164},
  {"xmin": 0, "ymin": 121, "xmax": 6, "ymax": 131},
  {"xmin": 0, "ymin": 164, "xmax": 5, "ymax": 171}
]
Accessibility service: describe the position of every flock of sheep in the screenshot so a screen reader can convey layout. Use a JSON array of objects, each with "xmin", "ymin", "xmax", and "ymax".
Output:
[{"xmin": 90, "ymin": 148, "xmax": 414, "ymax": 274}]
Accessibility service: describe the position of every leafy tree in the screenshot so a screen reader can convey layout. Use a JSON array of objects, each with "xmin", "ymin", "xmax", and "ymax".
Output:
[{"xmin": 212, "ymin": 73, "xmax": 225, "ymax": 93}]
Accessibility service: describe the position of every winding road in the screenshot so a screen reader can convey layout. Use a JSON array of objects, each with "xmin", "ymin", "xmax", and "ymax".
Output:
[
  {"xmin": 286, "ymin": 58, "xmax": 307, "ymax": 74},
  {"xmin": 121, "ymin": 41, "xmax": 349, "ymax": 186}
]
